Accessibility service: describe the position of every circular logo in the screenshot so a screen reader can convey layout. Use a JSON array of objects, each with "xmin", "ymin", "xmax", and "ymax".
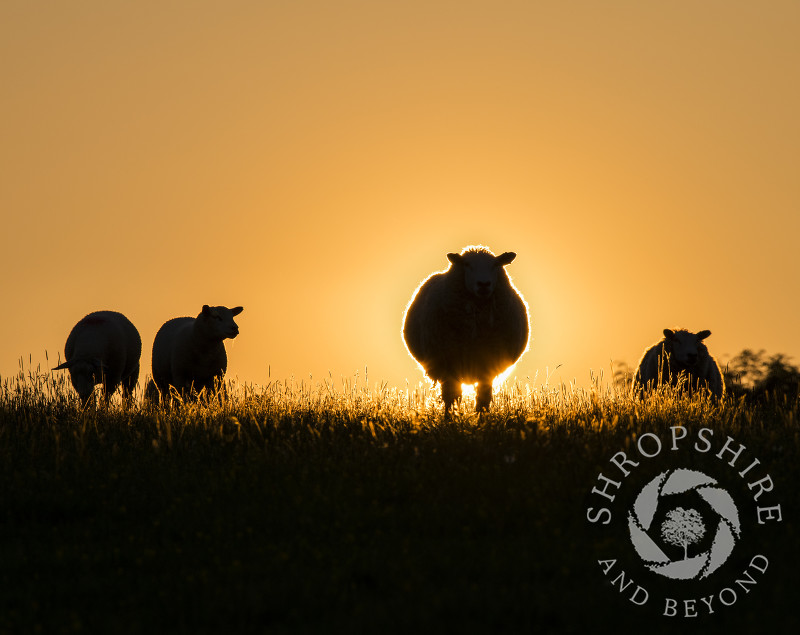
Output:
[{"xmin": 627, "ymin": 468, "xmax": 741, "ymax": 580}]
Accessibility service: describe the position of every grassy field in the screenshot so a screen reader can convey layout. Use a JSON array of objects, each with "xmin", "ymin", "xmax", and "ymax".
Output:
[{"xmin": 1, "ymin": 367, "xmax": 797, "ymax": 634}]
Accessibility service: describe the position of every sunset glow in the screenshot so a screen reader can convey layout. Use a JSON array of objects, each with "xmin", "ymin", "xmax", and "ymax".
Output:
[{"xmin": 1, "ymin": 2, "xmax": 798, "ymax": 398}]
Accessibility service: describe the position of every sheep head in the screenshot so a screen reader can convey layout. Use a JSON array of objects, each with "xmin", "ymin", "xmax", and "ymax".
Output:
[
  {"xmin": 663, "ymin": 329, "xmax": 711, "ymax": 370},
  {"xmin": 199, "ymin": 305, "xmax": 244, "ymax": 340},
  {"xmin": 447, "ymin": 248, "xmax": 516, "ymax": 300},
  {"xmin": 53, "ymin": 357, "xmax": 107, "ymax": 402}
]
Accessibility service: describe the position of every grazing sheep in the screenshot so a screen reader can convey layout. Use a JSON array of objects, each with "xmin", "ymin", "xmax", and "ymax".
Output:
[
  {"xmin": 403, "ymin": 246, "xmax": 530, "ymax": 414},
  {"xmin": 53, "ymin": 310, "xmax": 142, "ymax": 405},
  {"xmin": 151, "ymin": 304, "xmax": 243, "ymax": 399},
  {"xmin": 633, "ymin": 329, "xmax": 724, "ymax": 399}
]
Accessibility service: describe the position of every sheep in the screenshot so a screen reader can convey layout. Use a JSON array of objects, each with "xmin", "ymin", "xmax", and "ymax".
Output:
[
  {"xmin": 633, "ymin": 328, "xmax": 724, "ymax": 399},
  {"xmin": 403, "ymin": 246, "xmax": 530, "ymax": 414},
  {"xmin": 52, "ymin": 310, "xmax": 142, "ymax": 405},
  {"xmin": 151, "ymin": 304, "xmax": 243, "ymax": 400}
]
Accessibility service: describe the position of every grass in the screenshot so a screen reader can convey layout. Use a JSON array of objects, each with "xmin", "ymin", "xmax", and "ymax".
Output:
[{"xmin": 0, "ymin": 365, "xmax": 798, "ymax": 634}]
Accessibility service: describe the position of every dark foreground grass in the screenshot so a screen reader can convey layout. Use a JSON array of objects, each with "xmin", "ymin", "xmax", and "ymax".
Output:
[{"xmin": 0, "ymin": 370, "xmax": 797, "ymax": 634}]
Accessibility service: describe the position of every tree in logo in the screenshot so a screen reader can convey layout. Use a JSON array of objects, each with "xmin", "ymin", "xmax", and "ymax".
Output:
[
  {"xmin": 628, "ymin": 468, "xmax": 740, "ymax": 580},
  {"xmin": 660, "ymin": 507, "xmax": 707, "ymax": 560}
]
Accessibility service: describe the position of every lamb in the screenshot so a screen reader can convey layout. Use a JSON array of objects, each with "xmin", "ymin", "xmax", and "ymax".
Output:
[
  {"xmin": 403, "ymin": 246, "xmax": 530, "ymax": 414},
  {"xmin": 633, "ymin": 328, "xmax": 724, "ymax": 399},
  {"xmin": 151, "ymin": 304, "xmax": 243, "ymax": 399},
  {"xmin": 53, "ymin": 310, "xmax": 142, "ymax": 405}
]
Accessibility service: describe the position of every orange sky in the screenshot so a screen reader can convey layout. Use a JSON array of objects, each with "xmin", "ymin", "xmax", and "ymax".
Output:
[{"xmin": 2, "ymin": 1, "xmax": 798, "ymax": 393}]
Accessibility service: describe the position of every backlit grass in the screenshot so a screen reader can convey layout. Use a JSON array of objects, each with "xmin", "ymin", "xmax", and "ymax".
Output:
[{"xmin": 1, "ymin": 363, "xmax": 797, "ymax": 634}]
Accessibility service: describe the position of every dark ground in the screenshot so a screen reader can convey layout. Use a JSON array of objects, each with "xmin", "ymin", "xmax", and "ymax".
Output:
[{"xmin": 0, "ymin": 395, "xmax": 797, "ymax": 634}]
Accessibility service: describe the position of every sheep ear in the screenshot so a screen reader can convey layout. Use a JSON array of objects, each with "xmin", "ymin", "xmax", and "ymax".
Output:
[
  {"xmin": 53, "ymin": 361, "xmax": 72, "ymax": 371},
  {"xmin": 663, "ymin": 329, "xmax": 675, "ymax": 339},
  {"xmin": 231, "ymin": 306, "xmax": 243, "ymax": 316},
  {"xmin": 202, "ymin": 305, "xmax": 211, "ymax": 316},
  {"xmin": 697, "ymin": 330, "xmax": 711, "ymax": 340},
  {"xmin": 447, "ymin": 253, "xmax": 462, "ymax": 265},
  {"xmin": 495, "ymin": 252, "xmax": 516, "ymax": 267}
]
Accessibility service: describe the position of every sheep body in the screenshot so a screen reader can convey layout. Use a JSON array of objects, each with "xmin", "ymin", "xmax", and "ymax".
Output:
[
  {"xmin": 53, "ymin": 310, "xmax": 142, "ymax": 404},
  {"xmin": 403, "ymin": 246, "xmax": 529, "ymax": 413},
  {"xmin": 634, "ymin": 328, "xmax": 724, "ymax": 399},
  {"xmin": 151, "ymin": 304, "xmax": 243, "ymax": 398}
]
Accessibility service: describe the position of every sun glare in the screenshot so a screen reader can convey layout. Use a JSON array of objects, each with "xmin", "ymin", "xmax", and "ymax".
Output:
[
  {"xmin": 493, "ymin": 365, "xmax": 517, "ymax": 387},
  {"xmin": 460, "ymin": 365, "xmax": 518, "ymax": 396}
]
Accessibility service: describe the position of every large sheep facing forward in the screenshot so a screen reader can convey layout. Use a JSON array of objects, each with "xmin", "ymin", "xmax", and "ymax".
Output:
[
  {"xmin": 633, "ymin": 328, "xmax": 724, "ymax": 399},
  {"xmin": 151, "ymin": 304, "xmax": 243, "ymax": 399},
  {"xmin": 53, "ymin": 310, "xmax": 142, "ymax": 405},
  {"xmin": 403, "ymin": 246, "xmax": 530, "ymax": 413}
]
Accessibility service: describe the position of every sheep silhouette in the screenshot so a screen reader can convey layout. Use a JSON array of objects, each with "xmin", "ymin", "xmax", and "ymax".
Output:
[
  {"xmin": 151, "ymin": 304, "xmax": 243, "ymax": 401},
  {"xmin": 53, "ymin": 310, "xmax": 142, "ymax": 405},
  {"xmin": 403, "ymin": 246, "xmax": 529, "ymax": 414},
  {"xmin": 633, "ymin": 328, "xmax": 724, "ymax": 399}
]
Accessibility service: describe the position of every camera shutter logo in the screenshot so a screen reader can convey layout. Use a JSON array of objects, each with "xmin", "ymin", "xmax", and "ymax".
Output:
[{"xmin": 628, "ymin": 468, "xmax": 741, "ymax": 580}]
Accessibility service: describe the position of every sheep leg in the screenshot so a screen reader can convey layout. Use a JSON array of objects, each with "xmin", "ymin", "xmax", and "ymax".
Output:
[
  {"xmin": 476, "ymin": 381, "xmax": 493, "ymax": 412},
  {"xmin": 101, "ymin": 371, "xmax": 122, "ymax": 406},
  {"xmin": 121, "ymin": 364, "xmax": 139, "ymax": 403},
  {"xmin": 102, "ymin": 382, "xmax": 120, "ymax": 406},
  {"xmin": 441, "ymin": 378, "xmax": 461, "ymax": 415},
  {"xmin": 196, "ymin": 377, "xmax": 218, "ymax": 400},
  {"xmin": 172, "ymin": 373, "xmax": 198, "ymax": 400}
]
